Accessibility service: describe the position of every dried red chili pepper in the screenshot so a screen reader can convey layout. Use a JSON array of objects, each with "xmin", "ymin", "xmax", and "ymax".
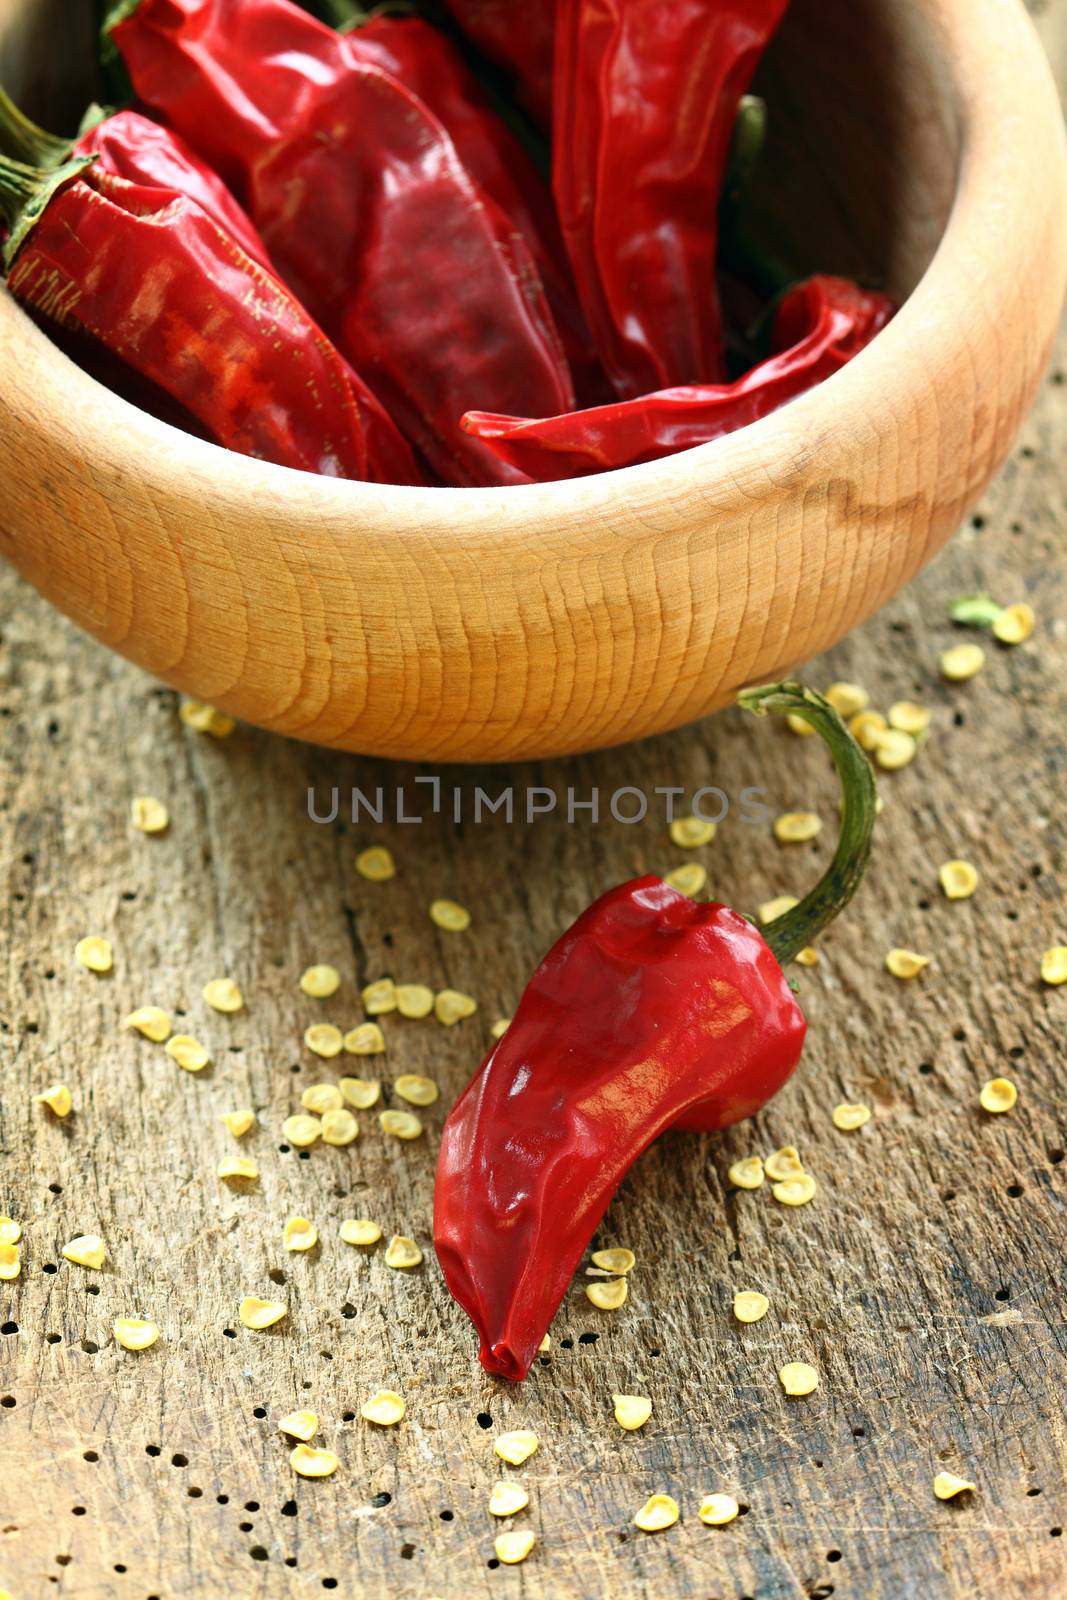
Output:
[
  {"xmin": 441, "ymin": 0, "xmax": 555, "ymax": 128},
  {"xmin": 434, "ymin": 682, "xmax": 877, "ymax": 1381},
  {"xmin": 462, "ymin": 275, "xmax": 895, "ymax": 480},
  {"xmin": 554, "ymin": 0, "xmax": 790, "ymax": 398},
  {"xmin": 105, "ymin": 0, "xmax": 575, "ymax": 486}
]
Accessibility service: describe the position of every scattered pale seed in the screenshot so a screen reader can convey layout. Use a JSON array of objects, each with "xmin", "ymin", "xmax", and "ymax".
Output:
[
  {"xmin": 886, "ymin": 948, "xmax": 930, "ymax": 979},
  {"xmin": 826, "ymin": 682, "xmax": 869, "ymax": 718},
  {"xmin": 939, "ymin": 860, "xmax": 979, "ymax": 900},
  {"xmin": 795, "ymin": 946, "xmax": 819, "ymax": 967},
  {"xmin": 933, "ymin": 1471, "xmax": 976, "ymax": 1500},
  {"xmin": 633, "ymin": 1494, "xmax": 679, "ymax": 1532},
  {"xmin": 123, "ymin": 1005, "xmax": 172, "ymax": 1042},
  {"xmin": 665, "ymin": 863, "xmax": 707, "ymax": 897},
  {"xmin": 219, "ymin": 1108, "xmax": 255, "ymax": 1138},
  {"xmin": 488, "ymin": 1482, "xmax": 529, "ymax": 1517},
  {"xmin": 940, "ymin": 643, "xmax": 985, "ymax": 681},
  {"xmin": 355, "ymin": 846, "xmax": 396, "ymax": 882},
  {"xmin": 586, "ymin": 1277, "xmax": 628, "ymax": 1311},
  {"xmin": 874, "ymin": 729, "xmax": 918, "ymax": 770},
  {"xmin": 764, "ymin": 1146, "xmax": 804, "ymax": 1181},
  {"xmin": 321, "ymin": 1108, "xmax": 358, "ymax": 1146},
  {"xmin": 76, "ymin": 936, "xmax": 112, "ymax": 974},
  {"xmin": 340, "ymin": 1076, "xmax": 381, "ymax": 1109},
  {"xmin": 179, "ymin": 699, "xmax": 234, "ymax": 737},
  {"xmin": 434, "ymin": 988, "xmax": 477, "ymax": 1025},
  {"xmin": 218, "ymin": 1156, "xmax": 259, "ymax": 1182},
  {"xmin": 1040, "ymin": 947, "xmax": 1067, "ymax": 986},
  {"xmin": 613, "ymin": 1394, "xmax": 652, "ymax": 1431},
  {"xmin": 383, "ymin": 1235, "xmax": 422, "ymax": 1269},
  {"xmin": 758, "ymin": 895, "xmax": 799, "ymax": 924},
  {"xmin": 779, "ymin": 1361, "xmax": 819, "ymax": 1396},
  {"xmin": 304, "ymin": 1023, "xmax": 343, "ymax": 1059},
  {"xmin": 494, "ymin": 1430, "xmax": 539, "ymax": 1466},
  {"xmin": 34, "ymin": 1083, "xmax": 72, "ymax": 1117},
  {"xmin": 491, "ymin": 1017, "xmax": 511, "ymax": 1039},
  {"xmin": 728, "ymin": 1156, "xmax": 764, "ymax": 1190},
  {"xmin": 340, "ymin": 1219, "xmax": 381, "ymax": 1247},
  {"xmin": 290, "ymin": 1444, "xmax": 338, "ymax": 1478},
  {"xmin": 494, "ymin": 1530, "xmax": 535, "ymax": 1564},
  {"xmin": 773, "ymin": 812, "xmax": 822, "ymax": 843},
  {"xmin": 277, "ymin": 1410, "xmax": 318, "ymax": 1442},
  {"xmin": 430, "ymin": 899, "xmax": 471, "ymax": 932},
  {"xmin": 344, "ymin": 1022, "xmax": 386, "ymax": 1056},
  {"xmin": 772, "ymin": 1173, "xmax": 817, "ymax": 1206},
  {"xmin": 395, "ymin": 983, "xmax": 434, "ymax": 1019},
  {"xmin": 203, "ymin": 977, "xmax": 243, "ymax": 1013},
  {"xmin": 948, "ymin": 592, "xmax": 1003, "ymax": 627},
  {"xmin": 832, "ymin": 1103, "xmax": 872, "ymax": 1131},
  {"xmin": 165, "ymin": 1034, "xmax": 210, "ymax": 1073},
  {"xmin": 699, "ymin": 1494, "xmax": 740, "ymax": 1526},
  {"xmin": 300, "ymin": 964, "xmax": 341, "ymax": 999},
  {"xmin": 394, "ymin": 1074, "xmax": 438, "ymax": 1107},
  {"xmin": 786, "ymin": 712, "xmax": 815, "ymax": 736},
  {"xmin": 538, "ymin": 1334, "xmax": 551, "ymax": 1352},
  {"xmin": 849, "ymin": 709, "xmax": 887, "ymax": 750},
  {"xmin": 282, "ymin": 1114, "xmax": 322, "ymax": 1149},
  {"xmin": 302, "ymin": 1083, "xmax": 344, "ymax": 1115},
  {"xmin": 0, "ymin": 1245, "xmax": 20, "ymax": 1281},
  {"xmin": 360, "ymin": 1390, "xmax": 406, "ymax": 1426},
  {"xmin": 130, "ymin": 795, "xmax": 169, "ymax": 834},
  {"xmin": 991, "ymin": 602, "xmax": 1035, "ymax": 645},
  {"xmin": 62, "ymin": 1234, "xmax": 105, "ymax": 1270},
  {"xmin": 379, "ymin": 1109, "xmax": 422, "ymax": 1141},
  {"xmin": 670, "ymin": 815, "xmax": 716, "ymax": 848},
  {"xmin": 733, "ymin": 1291, "xmax": 769, "ymax": 1324},
  {"xmin": 888, "ymin": 701, "xmax": 931, "ymax": 736},
  {"xmin": 239, "ymin": 1296, "xmax": 287, "ymax": 1330},
  {"xmin": 0, "ymin": 1218, "xmax": 20, "ymax": 1246},
  {"xmin": 113, "ymin": 1318, "xmax": 159, "ymax": 1351},
  {"xmin": 591, "ymin": 1248, "xmax": 635, "ymax": 1275},
  {"xmin": 979, "ymin": 1078, "xmax": 1017, "ymax": 1114},
  {"xmin": 283, "ymin": 1217, "xmax": 318, "ymax": 1252},
  {"xmin": 362, "ymin": 978, "xmax": 397, "ymax": 1016}
]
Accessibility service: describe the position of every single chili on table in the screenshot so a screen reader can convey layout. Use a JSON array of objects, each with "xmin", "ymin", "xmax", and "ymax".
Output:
[{"xmin": 434, "ymin": 683, "xmax": 877, "ymax": 1381}]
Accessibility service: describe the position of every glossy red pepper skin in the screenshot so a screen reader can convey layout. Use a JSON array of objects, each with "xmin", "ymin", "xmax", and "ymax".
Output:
[
  {"xmin": 442, "ymin": 0, "xmax": 555, "ymax": 127},
  {"xmin": 108, "ymin": 0, "xmax": 575, "ymax": 486},
  {"xmin": 462, "ymin": 275, "xmax": 895, "ymax": 480},
  {"xmin": 554, "ymin": 0, "xmax": 790, "ymax": 398},
  {"xmin": 434, "ymin": 876, "xmax": 807, "ymax": 1382}
]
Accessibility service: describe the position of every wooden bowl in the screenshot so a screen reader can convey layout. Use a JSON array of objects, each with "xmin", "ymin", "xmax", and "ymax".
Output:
[{"xmin": 1, "ymin": 0, "xmax": 1064, "ymax": 760}]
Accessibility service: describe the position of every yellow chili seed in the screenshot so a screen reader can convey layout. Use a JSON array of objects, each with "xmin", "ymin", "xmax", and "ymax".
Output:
[
  {"xmin": 321, "ymin": 1108, "xmax": 358, "ymax": 1146},
  {"xmin": 277, "ymin": 1410, "xmax": 318, "ymax": 1442},
  {"xmin": 979, "ymin": 1078, "xmax": 1017, "ymax": 1114},
  {"xmin": 491, "ymin": 1017, "xmax": 512, "ymax": 1039},
  {"xmin": 795, "ymin": 947, "xmax": 819, "ymax": 967},
  {"xmin": 304, "ymin": 1023, "xmax": 343, "ymax": 1059},
  {"xmin": 300, "ymin": 964, "xmax": 341, "ymax": 999},
  {"xmin": 394, "ymin": 1074, "xmax": 438, "ymax": 1107},
  {"xmin": 886, "ymin": 948, "xmax": 930, "ymax": 979},
  {"xmin": 670, "ymin": 816, "xmax": 716, "ymax": 848},
  {"xmin": 395, "ymin": 983, "xmax": 435, "ymax": 1019},
  {"xmin": 1040, "ymin": 947, "xmax": 1067, "ymax": 986},
  {"xmin": 874, "ymin": 730, "xmax": 918, "ymax": 770},
  {"xmin": 282, "ymin": 1114, "xmax": 322, "ymax": 1149},
  {"xmin": 165, "ymin": 1034, "xmax": 211, "ymax": 1073},
  {"xmin": 218, "ymin": 1156, "xmax": 259, "ymax": 1182},
  {"xmin": 63, "ymin": 1234, "xmax": 106, "ymax": 1270},
  {"xmin": 758, "ymin": 895, "xmax": 799, "ymax": 924},
  {"xmin": 76, "ymin": 936, "xmax": 112, "ymax": 974},
  {"xmin": 728, "ymin": 1156, "xmax": 764, "ymax": 1190},
  {"xmin": 826, "ymin": 682, "xmax": 869, "ymax": 718},
  {"xmin": 203, "ymin": 977, "xmax": 243, "ymax": 1013},
  {"xmin": 340, "ymin": 1076, "xmax": 381, "ymax": 1109},
  {"xmin": 831, "ymin": 1103, "xmax": 872, "ymax": 1131},
  {"xmin": 430, "ymin": 899, "xmax": 471, "ymax": 932},
  {"xmin": 113, "ymin": 1318, "xmax": 159, "ymax": 1351},
  {"xmin": 733, "ymin": 1291, "xmax": 769, "ymax": 1324},
  {"xmin": 939, "ymin": 860, "xmax": 979, "ymax": 900},
  {"xmin": 0, "ymin": 1218, "xmax": 20, "ymax": 1246},
  {"xmin": 764, "ymin": 1146, "xmax": 804, "ymax": 1181},
  {"xmin": 586, "ymin": 1277, "xmax": 628, "ymax": 1311},
  {"xmin": 344, "ymin": 1022, "xmax": 386, "ymax": 1056},
  {"xmin": 773, "ymin": 812, "xmax": 822, "ymax": 844},
  {"xmin": 494, "ymin": 1530, "xmax": 536, "ymax": 1565},
  {"xmin": 302, "ymin": 1083, "xmax": 343, "ymax": 1115},
  {"xmin": 0, "ymin": 1245, "xmax": 20, "ymax": 1281},
  {"xmin": 633, "ymin": 1494, "xmax": 679, "ymax": 1532},
  {"xmin": 179, "ymin": 699, "xmax": 234, "ymax": 737},
  {"xmin": 130, "ymin": 795, "xmax": 169, "ymax": 834},
  {"xmin": 773, "ymin": 1173, "xmax": 817, "ymax": 1206},
  {"xmin": 849, "ymin": 710, "xmax": 887, "ymax": 750},
  {"xmin": 362, "ymin": 978, "xmax": 398, "ymax": 1016},
  {"xmin": 779, "ymin": 1361, "xmax": 819, "ymax": 1396},
  {"xmin": 434, "ymin": 988, "xmax": 477, "ymax": 1025},
  {"xmin": 933, "ymin": 1471, "xmax": 976, "ymax": 1500},
  {"xmin": 786, "ymin": 712, "xmax": 815, "ymax": 737},
  {"xmin": 383, "ymin": 1235, "xmax": 422, "ymax": 1269},
  {"xmin": 360, "ymin": 1390, "xmax": 406, "ymax": 1426},
  {"xmin": 591, "ymin": 1248, "xmax": 635, "ymax": 1275},
  {"xmin": 991, "ymin": 602, "xmax": 1035, "ymax": 645},
  {"xmin": 340, "ymin": 1219, "xmax": 381, "ymax": 1247},
  {"xmin": 379, "ymin": 1109, "xmax": 423, "ymax": 1141},
  {"xmin": 488, "ymin": 1482, "xmax": 529, "ymax": 1517},
  {"xmin": 665, "ymin": 863, "xmax": 707, "ymax": 897},
  {"xmin": 699, "ymin": 1493, "xmax": 740, "ymax": 1526},
  {"xmin": 355, "ymin": 846, "xmax": 396, "ymax": 881},
  {"xmin": 888, "ymin": 701, "xmax": 931, "ymax": 736},
  {"xmin": 239, "ymin": 1296, "xmax": 287, "ymax": 1330},
  {"xmin": 123, "ymin": 1005, "xmax": 172, "ymax": 1042},
  {"xmin": 219, "ymin": 1108, "xmax": 255, "ymax": 1138},
  {"xmin": 283, "ymin": 1217, "xmax": 318, "ymax": 1252},
  {"xmin": 538, "ymin": 1334, "xmax": 551, "ymax": 1352},
  {"xmin": 290, "ymin": 1445, "xmax": 339, "ymax": 1478},
  {"xmin": 494, "ymin": 1430, "xmax": 539, "ymax": 1466},
  {"xmin": 613, "ymin": 1394, "xmax": 652, "ymax": 1431},
  {"xmin": 34, "ymin": 1083, "xmax": 72, "ymax": 1117},
  {"xmin": 940, "ymin": 643, "xmax": 986, "ymax": 681}
]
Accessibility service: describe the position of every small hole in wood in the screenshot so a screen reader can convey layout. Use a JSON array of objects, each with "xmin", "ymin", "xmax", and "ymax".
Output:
[
  {"xmin": 83, "ymin": 1452, "xmax": 98, "ymax": 1463},
  {"xmin": 253, "ymin": 1407, "xmax": 267, "ymax": 1419},
  {"xmin": 475, "ymin": 1413, "xmax": 492, "ymax": 1430},
  {"xmin": 171, "ymin": 1454, "xmax": 188, "ymax": 1469},
  {"xmin": 0, "ymin": 1323, "xmax": 17, "ymax": 1336},
  {"xmin": 942, "ymin": 1190, "xmax": 956, "ymax": 1203},
  {"xmin": 223, "ymin": 1328, "xmax": 237, "ymax": 1339},
  {"xmin": 268, "ymin": 1269, "xmax": 285, "ymax": 1286},
  {"xmin": 400, "ymin": 1544, "xmax": 415, "ymax": 1559},
  {"xmin": 145, "ymin": 1445, "xmax": 161, "ymax": 1457},
  {"xmin": 285, "ymin": 1557, "xmax": 297, "ymax": 1567},
  {"xmin": 81, "ymin": 1341, "xmax": 99, "ymax": 1355},
  {"xmin": 1051, "ymin": 1528, "xmax": 1062, "ymax": 1538},
  {"xmin": 239, "ymin": 1522, "xmax": 254, "ymax": 1533},
  {"xmin": 1006, "ymin": 1184, "xmax": 1024, "ymax": 1198},
  {"xmin": 114, "ymin": 1564, "xmax": 126, "ymax": 1573},
  {"xmin": 648, "ymin": 1347, "xmax": 661, "ymax": 1357},
  {"xmin": 48, "ymin": 1184, "xmax": 62, "ymax": 1195},
  {"xmin": 245, "ymin": 1501, "xmax": 260, "ymax": 1512},
  {"xmin": 487, "ymin": 1558, "xmax": 500, "ymax": 1570},
  {"xmin": 953, "ymin": 1029, "xmax": 966, "ymax": 1042},
  {"xmin": 827, "ymin": 1550, "xmax": 842, "ymax": 1562},
  {"xmin": 86, "ymin": 1285, "xmax": 100, "ymax": 1296},
  {"xmin": 852, "ymin": 1427, "xmax": 865, "ymax": 1438},
  {"xmin": 187, "ymin": 1487, "xmax": 203, "ymax": 1499},
  {"xmin": 560, "ymin": 1337, "xmax": 574, "ymax": 1349},
  {"xmin": 250, "ymin": 1546, "xmax": 269, "ymax": 1561},
  {"xmin": 917, "ymin": 899, "xmax": 930, "ymax": 912},
  {"xmin": 371, "ymin": 1493, "xmax": 392, "ymax": 1508},
  {"xmin": 281, "ymin": 1500, "xmax": 298, "ymax": 1517},
  {"xmin": 994, "ymin": 1288, "xmax": 1010, "ymax": 1302},
  {"xmin": 439, "ymin": 1510, "xmax": 454, "ymax": 1521},
  {"xmin": 1027, "ymin": 1487, "xmax": 1042, "ymax": 1497},
  {"xmin": 71, "ymin": 1507, "xmax": 86, "ymax": 1517},
  {"xmin": 299, "ymin": 1150, "xmax": 311, "ymax": 1161},
  {"xmin": 42, "ymin": 1263, "xmax": 58, "ymax": 1274},
  {"xmin": 278, "ymin": 1145, "xmax": 291, "ymax": 1155},
  {"xmin": 341, "ymin": 1411, "xmax": 355, "ymax": 1422},
  {"xmin": 578, "ymin": 1332, "xmax": 599, "ymax": 1345},
  {"xmin": 813, "ymin": 1460, "xmax": 824, "ymax": 1468},
  {"xmin": 322, "ymin": 1579, "xmax": 339, "ymax": 1589},
  {"xmin": 1008, "ymin": 1046, "xmax": 1024, "ymax": 1059},
  {"xmin": 216, "ymin": 1495, "xmax": 229, "ymax": 1505},
  {"xmin": 918, "ymin": 1063, "xmax": 933, "ymax": 1076},
  {"xmin": 54, "ymin": 1554, "xmax": 71, "ymax": 1566},
  {"xmin": 1048, "ymin": 1150, "xmax": 1064, "ymax": 1166},
  {"xmin": 46, "ymin": 1333, "xmax": 61, "ymax": 1345}
]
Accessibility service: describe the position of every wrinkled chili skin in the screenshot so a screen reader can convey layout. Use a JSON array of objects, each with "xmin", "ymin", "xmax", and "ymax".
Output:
[
  {"xmin": 442, "ymin": 0, "xmax": 555, "ymax": 127},
  {"xmin": 434, "ymin": 876, "xmax": 806, "ymax": 1382},
  {"xmin": 554, "ymin": 0, "xmax": 790, "ymax": 399},
  {"xmin": 108, "ymin": 0, "xmax": 574, "ymax": 486},
  {"xmin": 462, "ymin": 275, "xmax": 895, "ymax": 480}
]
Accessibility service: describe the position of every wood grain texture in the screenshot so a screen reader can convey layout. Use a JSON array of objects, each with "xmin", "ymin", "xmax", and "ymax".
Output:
[{"xmin": 0, "ymin": 0, "xmax": 1065, "ymax": 760}]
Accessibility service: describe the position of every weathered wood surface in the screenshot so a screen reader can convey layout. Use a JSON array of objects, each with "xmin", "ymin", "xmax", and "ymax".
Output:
[{"xmin": 2, "ymin": 19, "xmax": 1066, "ymax": 1600}]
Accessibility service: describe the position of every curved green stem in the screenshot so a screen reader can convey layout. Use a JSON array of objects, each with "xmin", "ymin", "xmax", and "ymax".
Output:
[
  {"xmin": 739, "ymin": 681, "xmax": 877, "ymax": 967},
  {"xmin": 0, "ymin": 89, "xmax": 71, "ymax": 168},
  {"xmin": 0, "ymin": 153, "xmax": 95, "ymax": 272}
]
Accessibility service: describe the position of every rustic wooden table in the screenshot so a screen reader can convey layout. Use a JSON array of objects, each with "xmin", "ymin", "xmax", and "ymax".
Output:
[{"xmin": 2, "ymin": 15, "xmax": 1065, "ymax": 1600}]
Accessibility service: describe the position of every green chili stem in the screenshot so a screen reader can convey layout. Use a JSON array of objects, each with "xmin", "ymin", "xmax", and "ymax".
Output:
[
  {"xmin": 0, "ymin": 153, "xmax": 95, "ymax": 272},
  {"xmin": 739, "ymin": 681, "xmax": 878, "ymax": 967},
  {"xmin": 0, "ymin": 89, "xmax": 70, "ymax": 168}
]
